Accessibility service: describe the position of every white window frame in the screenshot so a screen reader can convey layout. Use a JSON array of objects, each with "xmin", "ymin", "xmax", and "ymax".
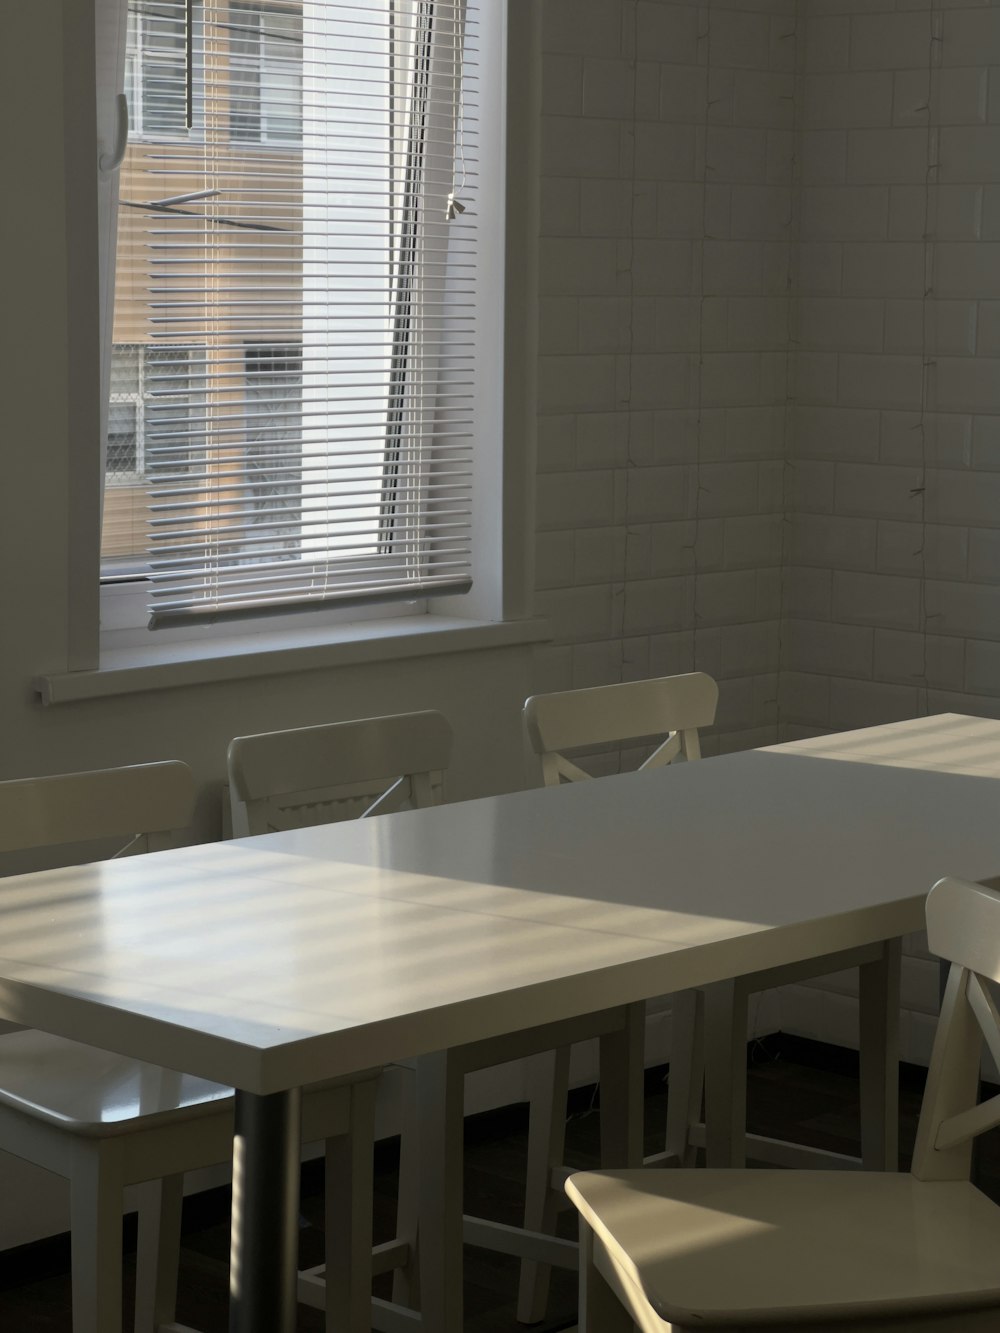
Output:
[{"xmin": 47, "ymin": 0, "xmax": 541, "ymax": 694}]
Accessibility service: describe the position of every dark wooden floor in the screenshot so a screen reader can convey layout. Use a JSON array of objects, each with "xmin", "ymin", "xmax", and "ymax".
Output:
[{"xmin": 2, "ymin": 1034, "xmax": 999, "ymax": 1332}]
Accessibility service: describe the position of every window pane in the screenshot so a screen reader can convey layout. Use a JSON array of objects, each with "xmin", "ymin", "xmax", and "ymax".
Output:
[
  {"xmin": 145, "ymin": 346, "xmax": 200, "ymax": 476},
  {"xmin": 103, "ymin": 342, "xmax": 147, "ymax": 565},
  {"xmin": 260, "ymin": 18, "xmax": 302, "ymax": 143},
  {"xmin": 110, "ymin": 344, "xmax": 141, "ymax": 396},
  {"xmin": 240, "ymin": 345, "xmax": 303, "ymax": 562},
  {"xmin": 131, "ymin": 2, "xmax": 188, "ymax": 137},
  {"xmin": 104, "ymin": 1, "xmax": 478, "ymax": 616},
  {"xmin": 107, "ymin": 403, "xmax": 139, "ymax": 480},
  {"xmin": 230, "ymin": 5, "xmax": 303, "ymax": 144},
  {"xmin": 102, "ymin": 345, "xmax": 203, "ymax": 567},
  {"xmin": 228, "ymin": 8, "xmax": 263, "ymax": 142}
]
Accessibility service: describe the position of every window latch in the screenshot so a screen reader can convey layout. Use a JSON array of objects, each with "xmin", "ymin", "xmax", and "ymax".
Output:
[{"xmin": 99, "ymin": 94, "xmax": 129, "ymax": 174}]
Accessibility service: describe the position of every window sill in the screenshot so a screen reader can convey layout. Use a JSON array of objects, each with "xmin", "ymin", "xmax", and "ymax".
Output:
[{"xmin": 35, "ymin": 615, "xmax": 552, "ymax": 705}]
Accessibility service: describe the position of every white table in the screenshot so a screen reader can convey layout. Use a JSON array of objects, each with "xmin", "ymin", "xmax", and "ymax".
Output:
[{"xmin": 0, "ymin": 714, "xmax": 999, "ymax": 1332}]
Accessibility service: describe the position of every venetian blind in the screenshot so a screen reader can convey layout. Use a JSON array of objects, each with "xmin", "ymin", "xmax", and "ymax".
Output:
[{"xmin": 107, "ymin": 0, "xmax": 477, "ymax": 626}]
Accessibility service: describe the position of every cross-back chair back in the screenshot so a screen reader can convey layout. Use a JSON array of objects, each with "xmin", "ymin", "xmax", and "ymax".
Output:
[
  {"xmin": 524, "ymin": 672, "xmax": 719, "ymax": 786},
  {"xmin": 227, "ymin": 709, "xmax": 453, "ymax": 836},
  {"xmin": 914, "ymin": 876, "xmax": 1000, "ymax": 1183},
  {"xmin": 0, "ymin": 760, "xmax": 195, "ymax": 858}
]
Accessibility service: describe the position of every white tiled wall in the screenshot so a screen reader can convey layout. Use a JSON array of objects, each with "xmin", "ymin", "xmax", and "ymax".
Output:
[
  {"xmin": 534, "ymin": 0, "xmax": 795, "ymax": 757},
  {"xmin": 780, "ymin": 0, "xmax": 1000, "ymax": 1061},
  {"xmin": 534, "ymin": 0, "xmax": 1000, "ymax": 1062},
  {"xmin": 785, "ymin": 0, "xmax": 1000, "ymax": 748}
]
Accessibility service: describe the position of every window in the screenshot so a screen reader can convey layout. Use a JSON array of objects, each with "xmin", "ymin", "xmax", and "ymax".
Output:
[
  {"xmin": 105, "ymin": 0, "xmax": 478, "ymax": 629},
  {"xmin": 106, "ymin": 343, "xmax": 202, "ymax": 486},
  {"xmin": 230, "ymin": 6, "xmax": 303, "ymax": 145},
  {"xmin": 239, "ymin": 344, "xmax": 304, "ymax": 561},
  {"xmin": 107, "ymin": 345, "xmax": 144, "ymax": 482},
  {"xmin": 102, "ymin": 344, "xmax": 205, "ymax": 573},
  {"xmin": 124, "ymin": 1, "xmax": 189, "ymax": 138}
]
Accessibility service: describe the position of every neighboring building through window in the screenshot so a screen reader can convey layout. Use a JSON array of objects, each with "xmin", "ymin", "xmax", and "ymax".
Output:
[
  {"xmin": 240, "ymin": 344, "xmax": 304, "ymax": 562},
  {"xmin": 103, "ymin": 345, "xmax": 204, "ymax": 570},
  {"xmin": 107, "ymin": 344, "xmax": 200, "ymax": 486},
  {"xmin": 103, "ymin": 0, "xmax": 477, "ymax": 626},
  {"xmin": 124, "ymin": 1, "xmax": 189, "ymax": 138},
  {"xmin": 230, "ymin": 5, "xmax": 303, "ymax": 145},
  {"xmin": 107, "ymin": 345, "xmax": 143, "ymax": 483}
]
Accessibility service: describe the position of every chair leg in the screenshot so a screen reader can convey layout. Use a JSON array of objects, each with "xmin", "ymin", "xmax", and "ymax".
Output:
[
  {"xmin": 664, "ymin": 989, "xmax": 703, "ymax": 1167},
  {"xmin": 516, "ymin": 1045, "xmax": 571, "ymax": 1324},
  {"xmin": 858, "ymin": 938, "xmax": 902, "ymax": 1172},
  {"xmin": 578, "ymin": 1221, "xmax": 634, "ymax": 1333},
  {"xmin": 416, "ymin": 1050, "xmax": 465, "ymax": 1333},
  {"xmin": 324, "ymin": 1077, "xmax": 378, "ymax": 1333},
  {"xmin": 391, "ymin": 1067, "xmax": 421, "ymax": 1309},
  {"xmin": 133, "ymin": 1173, "xmax": 184, "ymax": 1333},
  {"xmin": 703, "ymin": 979, "xmax": 749, "ymax": 1168},
  {"xmin": 70, "ymin": 1144, "xmax": 125, "ymax": 1333}
]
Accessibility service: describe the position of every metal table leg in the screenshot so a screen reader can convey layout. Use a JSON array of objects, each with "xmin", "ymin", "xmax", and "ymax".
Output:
[
  {"xmin": 858, "ymin": 938, "xmax": 901, "ymax": 1171},
  {"xmin": 416, "ymin": 1050, "xmax": 466, "ymax": 1333},
  {"xmin": 230, "ymin": 1088, "xmax": 302, "ymax": 1333}
]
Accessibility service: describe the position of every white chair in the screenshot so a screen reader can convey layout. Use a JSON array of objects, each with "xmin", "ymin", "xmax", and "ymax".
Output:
[
  {"xmin": 566, "ymin": 873, "xmax": 1000, "ymax": 1333},
  {"xmin": 523, "ymin": 672, "xmax": 717, "ymax": 787},
  {"xmin": 227, "ymin": 711, "xmax": 645, "ymax": 1332},
  {"xmin": 517, "ymin": 672, "xmax": 715, "ymax": 1321},
  {"xmin": 228, "ymin": 708, "xmax": 452, "ymax": 837},
  {"xmin": 519, "ymin": 672, "xmax": 900, "ymax": 1320},
  {"xmin": 228, "ymin": 710, "xmax": 450, "ymax": 1318},
  {"xmin": 0, "ymin": 761, "xmax": 381, "ymax": 1333}
]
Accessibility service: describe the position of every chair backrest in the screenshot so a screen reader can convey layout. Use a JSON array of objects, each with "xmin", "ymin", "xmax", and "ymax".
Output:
[
  {"xmin": 0, "ymin": 761, "xmax": 196, "ymax": 857},
  {"xmin": 523, "ymin": 673, "xmax": 719, "ymax": 786},
  {"xmin": 0, "ymin": 760, "xmax": 195, "ymax": 1036},
  {"xmin": 912, "ymin": 876, "xmax": 1000, "ymax": 1184},
  {"xmin": 227, "ymin": 710, "xmax": 453, "ymax": 837}
]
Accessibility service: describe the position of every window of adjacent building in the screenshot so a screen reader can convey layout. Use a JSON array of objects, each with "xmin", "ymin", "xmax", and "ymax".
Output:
[
  {"xmin": 103, "ymin": 0, "xmax": 478, "ymax": 629},
  {"xmin": 230, "ymin": 6, "xmax": 303, "ymax": 145},
  {"xmin": 238, "ymin": 344, "xmax": 304, "ymax": 562},
  {"xmin": 124, "ymin": 3, "xmax": 189, "ymax": 138},
  {"xmin": 102, "ymin": 344, "xmax": 205, "ymax": 573}
]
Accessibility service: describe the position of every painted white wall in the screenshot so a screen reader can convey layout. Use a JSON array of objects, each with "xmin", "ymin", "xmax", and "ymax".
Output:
[
  {"xmin": 532, "ymin": 0, "xmax": 793, "ymax": 756},
  {"xmin": 777, "ymin": 0, "xmax": 1000, "ymax": 1065},
  {"xmin": 531, "ymin": 0, "xmax": 1000, "ymax": 1063}
]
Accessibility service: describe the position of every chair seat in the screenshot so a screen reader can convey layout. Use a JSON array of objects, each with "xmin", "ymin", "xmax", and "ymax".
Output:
[
  {"xmin": 567, "ymin": 1169, "xmax": 1000, "ymax": 1328},
  {"xmin": 0, "ymin": 1030, "xmax": 233, "ymax": 1136}
]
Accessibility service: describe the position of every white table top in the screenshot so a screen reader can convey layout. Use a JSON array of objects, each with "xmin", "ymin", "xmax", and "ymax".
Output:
[{"xmin": 0, "ymin": 714, "xmax": 998, "ymax": 1095}]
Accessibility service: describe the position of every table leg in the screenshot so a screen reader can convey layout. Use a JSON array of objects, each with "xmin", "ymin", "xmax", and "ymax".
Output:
[
  {"xmin": 858, "ymin": 939, "xmax": 901, "ymax": 1171},
  {"xmin": 599, "ymin": 1003, "xmax": 645, "ymax": 1168},
  {"xmin": 703, "ymin": 979, "xmax": 748, "ymax": 1168},
  {"xmin": 229, "ymin": 1088, "xmax": 302, "ymax": 1333},
  {"xmin": 416, "ymin": 1050, "xmax": 465, "ymax": 1333}
]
